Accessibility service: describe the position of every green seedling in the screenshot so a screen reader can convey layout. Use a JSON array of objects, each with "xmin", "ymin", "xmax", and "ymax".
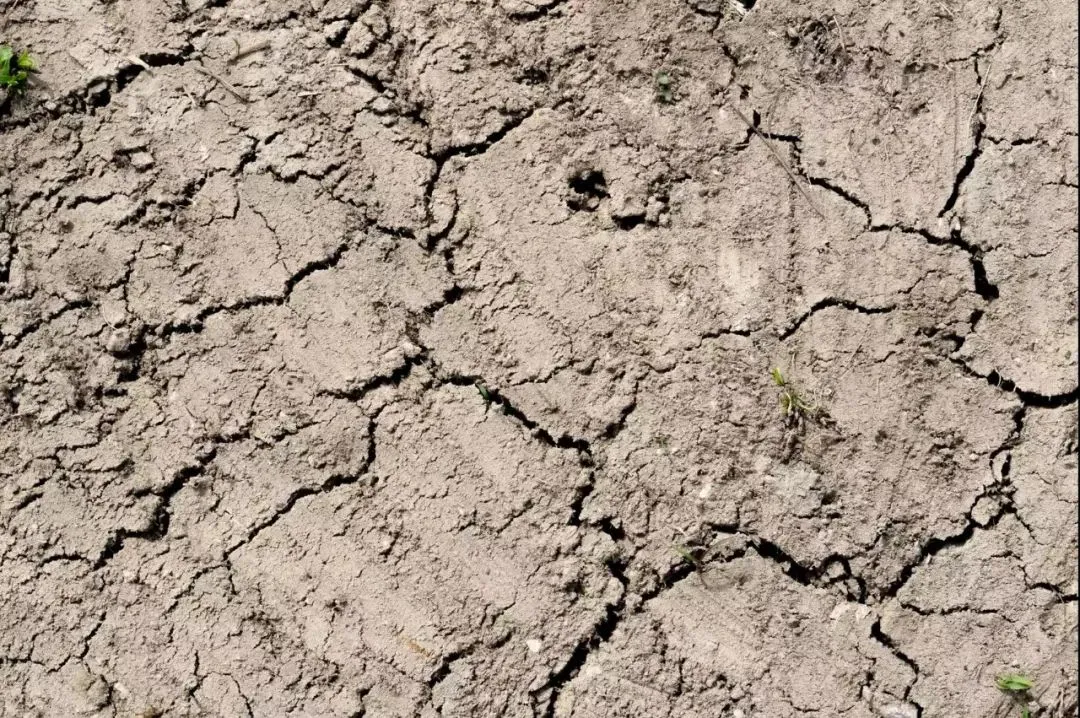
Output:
[
  {"xmin": 673, "ymin": 544, "xmax": 710, "ymax": 589},
  {"xmin": 674, "ymin": 543, "xmax": 699, "ymax": 567},
  {"xmin": 996, "ymin": 674, "xmax": 1034, "ymax": 693},
  {"xmin": 996, "ymin": 673, "xmax": 1035, "ymax": 718},
  {"xmin": 475, "ymin": 382, "xmax": 510, "ymax": 414},
  {"xmin": 654, "ymin": 69, "xmax": 676, "ymax": 104},
  {"xmin": 771, "ymin": 367, "xmax": 818, "ymax": 422},
  {"xmin": 0, "ymin": 46, "xmax": 36, "ymax": 94}
]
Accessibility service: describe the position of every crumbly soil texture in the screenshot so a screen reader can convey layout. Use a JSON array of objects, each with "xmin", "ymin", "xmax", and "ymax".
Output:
[{"xmin": 0, "ymin": 0, "xmax": 1076, "ymax": 716}]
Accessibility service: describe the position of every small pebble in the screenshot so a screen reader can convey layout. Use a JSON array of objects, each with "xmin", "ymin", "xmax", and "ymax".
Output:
[
  {"xmin": 370, "ymin": 96, "xmax": 394, "ymax": 114},
  {"xmin": 105, "ymin": 329, "xmax": 132, "ymax": 354},
  {"xmin": 130, "ymin": 151, "xmax": 154, "ymax": 170}
]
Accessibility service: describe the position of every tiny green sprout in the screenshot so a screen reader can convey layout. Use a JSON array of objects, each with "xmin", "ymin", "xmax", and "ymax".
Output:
[
  {"xmin": 771, "ymin": 367, "xmax": 818, "ymax": 421},
  {"xmin": 674, "ymin": 544, "xmax": 710, "ymax": 588},
  {"xmin": 674, "ymin": 544, "xmax": 700, "ymax": 567},
  {"xmin": 996, "ymin": 673, "xmax": 1035, "ymax": 718},
  {"xmin": 475, "ymin": 382, "xmax": 493, "ymax": 406},
  {"xmin": 654, "ymin": 69, "xmax": 676, "ymax": 104},
  {"xmin": 0, "ymin": 46, "xmax": 36, "ymax": 94},
  {"xmin": 996, "ymin": 674, "xmax": 1034, "ymax": 694}
]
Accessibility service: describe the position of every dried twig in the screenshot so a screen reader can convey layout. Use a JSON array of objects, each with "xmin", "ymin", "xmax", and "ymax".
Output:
[
  {"xmin": 830, "ymin": 15, "xmax": 848, "ymax": 52},
  {"xmin": 727, "ymin": 102, "xmax": 825, "ymax": 218},
  {"xmin": 192, "ymin": 63, "xmax": 249, "ymax": 102},
  {"xmin": 128, "ymin": 55, "xmax": 152, "ymax": 72},
  {"xmin": 969, "ymin": 57, "xmax": 992, "ymax": 133},
  {"xmin": 230, "ymin": 39, "xmax": 270, "ymax": 64}
]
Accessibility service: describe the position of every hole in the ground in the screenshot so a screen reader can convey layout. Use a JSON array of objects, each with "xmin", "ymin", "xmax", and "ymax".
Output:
[
  {"xmin": 516, "ymin": 66, "xmax": 548, "ymax": 85},
  {"xmin": 971, "ymin": 258, "xmax": 999, "ymax": 300},
  {"xmin": 326, "ymin": 23, "xmax": 349, "ymax": 47},
  {"xmin": 985, "ymin": 370, "xmax": 1016, "ymax": 393},
  {"xmin": 569, "ymin": 169, "xmax": 607, "ymax": 196},
  {"xmin": 566, "ymin": 170, "xmax": 608, "ymax": 212},
  {"xmin": 142, "ymin": 51, "xmax": 189, "ymax": 67},
  {"xmin": 114, "ymin": 64, "xmax": 143, "ymax": 92},
  {"xmin": 87, "ymin": 85, "xmax": 112, "ymax": 109},
  {"xmin": 613, "ymin": 214, "xmax": 645, "ymax": 231}
]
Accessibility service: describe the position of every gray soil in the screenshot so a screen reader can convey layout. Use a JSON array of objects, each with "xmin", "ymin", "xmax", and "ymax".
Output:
[{"xmin": 0, "ymin": 0, "xmax": 1076, "ymax": 716}]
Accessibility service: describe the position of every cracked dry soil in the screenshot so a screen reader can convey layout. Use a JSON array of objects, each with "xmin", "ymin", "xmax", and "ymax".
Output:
[{"xmin": 0, "ymin": 0, "xmax": 1076, "ymax": 716}]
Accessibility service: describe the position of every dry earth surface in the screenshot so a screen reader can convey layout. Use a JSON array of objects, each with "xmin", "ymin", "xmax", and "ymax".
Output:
[{"xmin": 0, "ymin": 0, "xmax": 1077, "ymax": 716}]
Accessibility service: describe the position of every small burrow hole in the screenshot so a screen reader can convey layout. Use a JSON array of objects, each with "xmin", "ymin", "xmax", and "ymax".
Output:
[{"xmin": 567, "ymin": 170, "xmax": 609, "ymax": 212}]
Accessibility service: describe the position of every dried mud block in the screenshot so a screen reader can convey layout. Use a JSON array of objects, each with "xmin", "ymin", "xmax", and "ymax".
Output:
[
  {"xmin": 555, "ymin": 555, "xmax": 915, "ymax": 718},
  {"xmin": 721, "ymin": 2, "xmax": 985, "ymax": 228},
  {"xmin": 127, "ymin": 176, "xmax": 353, "ymax": 326},
  {"xmin": 795, "ymin": 61, "xmax": 980, "ymax": 228},
  {"xmin": 789, "ymin": 227, "xmax": 973, "ymax": 318},
  {"xmin": 4, "ymin": 0, "xmax": 187, "ymax": 99},
  {"xmin": 226, "ymin": 385, "xmax": 620, "ymax": 717},
  {"xmin": 983, "ymin": 2, "xmax": 1079, "ymax": 143},
  {"xmin": 158, "ymin": 397, "xmax": 373, "ymax": 559},
  {"xmin": 1009, "ymin": 406, "xmax": 1079, "ymax": 592},
  {"xmin": 881, "ymin": 516, "xmax": 1078, "ymax": 718},
  {"xmin": 146, "ymin": 232, "xmax": 446, "ymax": 395},
  {"xmin": 953, "ymin": 143, "xmax": 1078, "ymax": 396},
  {"xmin": 274, "ymin": 239, "xmax": 447, "ymax": 392},
  {"xmin": 585, "ymin": 309, "xmax": 1017, "ymax": 596},
  {"xmin": 425, "ymin": 112, "xmax": 798, "ymax": 440},
  {"xmin": 23, "ymin": 196, "xmax": 141, "ymax": 298}
]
